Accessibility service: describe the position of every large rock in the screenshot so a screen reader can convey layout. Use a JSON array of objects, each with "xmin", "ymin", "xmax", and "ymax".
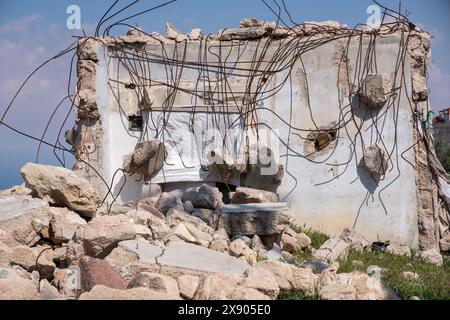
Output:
[
  {"xmin": 0, "ymin": 267, "xmax": 39, "ymax": 300},
  {"xmin": 319, "ymin": 283, "xmax": 357, "ymax": 300},
  {"xmin": 38, "ymin": 279, "xmax": 62, "ymax": 300},
  {"xmin": 183, "ymin": 184, "xmax": 224, "ymax": 209},
  {"xmin": 218, "ymin": 203, "xmax": 291, "ymax": 236},
  {"xmin": 330, "ymin": 272, "xmax": 399, "ymax": 300},
  {"xmin": 256, "ymin": 260, "xmax": 292, "ymax": 291},
  {"xmin": 238, "ymin": 267, "xmax": 279, "ymax": 299},
  {"xmin": 128, "ymin": 272, "xmax": 179, "ymax": 299},
  {"xmin": 194, "ymin": 273, "xmax": 270, "ymax": 300},
  {"xmin": 79, "ymin": 285, "xmax": 180, "ymax": 300},
  {"xmin": 358, "ymin": 73, "xmax": 392, "ymax": 109},
  {"xmin": 20, "ymin": 163, "xmax": 101, "ymax": 217},
  {"xmin": 191, "ymin": 208, "xmax": 217, "ymax": 227},
  {"xmin": 177, "ymin": 275, "xmax": 199, "ymax": 300},
  {"xmin": 49, "ymin": 207, "xmax": 86, "ymax": 243},
  {"xmin": 361, "ymin": 144, "xmax": 389, "ymax": 177},
  {"xmin": 79, "ymin": 256, "xmax": 128, "ymax": 293},
  {"xmin": 230, "ymin": 187, "xmax": 279, "ymax": 204},
  {"xmin": 0, "ymin": 196, "xmax": 50, "ymax": 246},
  {"xmin": 78, "ymin": 214, "xmax": 136, "ymax": 258},
  {"xmin": 313, "ymin": 228, "xmax": 370, "ymax": 263},
  {"xmin": 385, "ymin": 242, "xmax": 411, "ymax": 257},
  {"xmin": 156, "ymin": 192, "xmax": 183, "ymax": 215},
  {"xmin": 166, "ymin": 209, "xmax": 214, "ymax": 235},
  {"xmin": 229, "ymin": 239, "xmax": 257, "ymax": 266},
  {"xmin": 123, "ymin": 140, "xmax": 167, "ymax": 179},
  {"xmin": 418, "ymin": 249, "xmax": 443, "ymax": 266},
  {"xmin": 219, "ymin": 27, "xmax": 267, "ymax": 41}
]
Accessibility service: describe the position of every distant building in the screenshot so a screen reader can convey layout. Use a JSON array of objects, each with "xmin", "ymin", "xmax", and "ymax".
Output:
[{"xmin": 433, "ymin": 108, "xmax": 450, "ymax": 146}]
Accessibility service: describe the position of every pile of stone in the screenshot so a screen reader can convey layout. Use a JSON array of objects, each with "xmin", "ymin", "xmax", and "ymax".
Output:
[{"xmin": 0, "ymin": 163, "xmax": 434, "ymax": 300}]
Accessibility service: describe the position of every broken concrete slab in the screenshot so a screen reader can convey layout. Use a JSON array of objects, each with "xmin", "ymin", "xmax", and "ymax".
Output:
[
  {"xmin": 0, "ymin": 195, "xmax": 48, "ymax": 222},
  {"xmin": 118, "ymin": 240, "xmax": 163, "ymax": 264},
  {"xmin": 217, "ymin": 202, "xmax": 291, "ymax": 236},
  {"xmin": 157, "ymin": 241, "xmax": 249, "ymax": 277},
  {"xmin": 0, "ymin": 197, "xmax": 50, "ymax": 247}
]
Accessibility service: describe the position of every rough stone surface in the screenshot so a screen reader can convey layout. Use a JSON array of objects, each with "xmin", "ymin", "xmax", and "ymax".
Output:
[
  {"xmin": 319, "ymin": 283, "xmax": 357, "ymax": 300},
  {"xmin": 239, "ymin": 267, "xmax": 279, "ymax": 299},
  {"xmin": 218, "ymin": 203, "xmax": 291, "ymax": 236},
  {"xmin": 334, "ymin": 272, "xmax": 400, "ymax": 300},
  {"xmin": 219, "ymin": 27, "xmax": 267, "ymax": 41},
  {"xmin": 418, "ymin": 249, "xmax": 443, "ymax": 266},
  {"xmin": 0, "ymin": 267, "xmax": 38, "ymax": 300},
  {"xmin": 361, "ymin": 144, "xmax": 389, "ymax": 177},
  {"xmin": 128, "ymin": 272, "xmax": 179, "ymax": 299},
  {"xmin": 209, "ymin": 239, "xmax": 230, "ymax": 253},
  {"xmin": 440, "ymin": 233, "xmax": 450, "ymax": 252},
  {"xmin": 313, "ymin": 228, "xmax": 370, "ymax": 262},
  {"xmin": 173, "ymin": 223, "xmax": 197, "ymax": 243},
  {"xmin": 229, "ymin": 239, "xmax": 257, "ymax": 266},
  {"xmin": 79, "ymin": 285, "xmax": 180, "ymax": 300},
  {"xmin": 280, "ymin": 232, "xmax": 298, "ymax": 254},
  {"xmin": 183, "ymin": 184, "xmax": 224, "ymax": 209},
  {"xmin": 230, "ymin": 187, "xmax": 279, "ymax": 204},
  {"xmin": 0, "ymin": 197, "xmax": 50, "ymax": 246},
  {"xmin": 123, "ymin": 140, "xmax": 167, "ymax": 179},
  {"xmin": 291, "ymin": 267, "xmax": 318, "ymax": 294},
  {"xmin": 385, "ymin": 242, "xmax": 411, "ymax": 257},
  {"xmin": 412, "ymin": 72, "xmax": 428, "ymax": 101},
  {"xmin": 79, "ymin": 214, "xmax": 136, "ymax": 258},
  {"xmin": 191, "ymin": 208, "xmax": 217, "ymax": 227},
  {"xmin": 0, "ymin": 184, "xmax": 33, "ymax": 197},
  {"xmin": 20, "ymin": 163, "xmax": 101, "ymax": 217},
  {"xmin": 166, "ymin": 209, "xmax": 213, "ymax": 235},
  {"xmin": 79, "ymin": 256, "xmax": 128, "ymax": 293},
  {"xmin": 256, "ymin": 260, "xmax": 294, "ymax": 291},
  {"xmin": 38, "ymin": 279, "xmax": 62, "ymax": 300},
  {"xmin": 177, "ymin": 275, "xmax": 199, "ymax": 300},
  {"xmin": 194, "ymin": 273, "xmax": 240, "ymax": 300},
  {"xmin": 359, "ymin": 73, "xmax": 392, "ymax": 109},
  {"xmin": 49, "ymin": 207, "xmax": 86, "ymax": 243},
  {"xmin": 156, "ymin": 193, "xmax": 184, "ymax": 215},
  {"xmin": 187, "ymin": 28, "xmax": 202, "ymax": 41},
  {"xmin": 313, "ymin": 237, "xmax": 351, "ymax": 263}
]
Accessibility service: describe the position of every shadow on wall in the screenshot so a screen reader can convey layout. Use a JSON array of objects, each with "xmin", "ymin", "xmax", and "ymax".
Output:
[
  {"xmin": 351, "ymin": 95, "xmax": 382, "ymax": 121},
  {"xmin": 357, "ymin": 164, "xmax": 379, "ymax": 194}
]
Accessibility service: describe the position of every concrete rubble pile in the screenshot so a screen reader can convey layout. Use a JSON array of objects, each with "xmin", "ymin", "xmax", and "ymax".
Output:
[{"xmin": 1, "ymin": 162, "xmax": 440, "ymax": 300}]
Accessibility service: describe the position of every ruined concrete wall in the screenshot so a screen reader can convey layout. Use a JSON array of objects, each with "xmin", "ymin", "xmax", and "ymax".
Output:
[{"xmin": 73, "ymin": 22, "xmax": 439, "ymax": 248}]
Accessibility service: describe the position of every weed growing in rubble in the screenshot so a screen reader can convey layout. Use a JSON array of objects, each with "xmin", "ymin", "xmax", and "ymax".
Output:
[{"xmin": 291, "ymin": 224, "xmax": 330, "ymax": 249}]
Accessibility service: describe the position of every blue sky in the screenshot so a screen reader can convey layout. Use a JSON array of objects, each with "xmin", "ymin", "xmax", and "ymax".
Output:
[{"xmin": 0, "ymin": 0, "xmax": 449, "ymax": 188}]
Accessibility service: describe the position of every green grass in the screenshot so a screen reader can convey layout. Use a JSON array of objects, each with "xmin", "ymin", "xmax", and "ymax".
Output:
[
  {"xmin": 278, "ymin": 291, "xmax": 319, "ymax": 300},
  {"xmin": 291, "ymin": 224, "xmax": 330, "ymax": 249},
  {"xmin": 339, "ymin": 250, "xmax": 450, "ymax": 300},
  {"xmin": 280, "ymin": 226, "xmax": 450, "ymax": 300}
]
